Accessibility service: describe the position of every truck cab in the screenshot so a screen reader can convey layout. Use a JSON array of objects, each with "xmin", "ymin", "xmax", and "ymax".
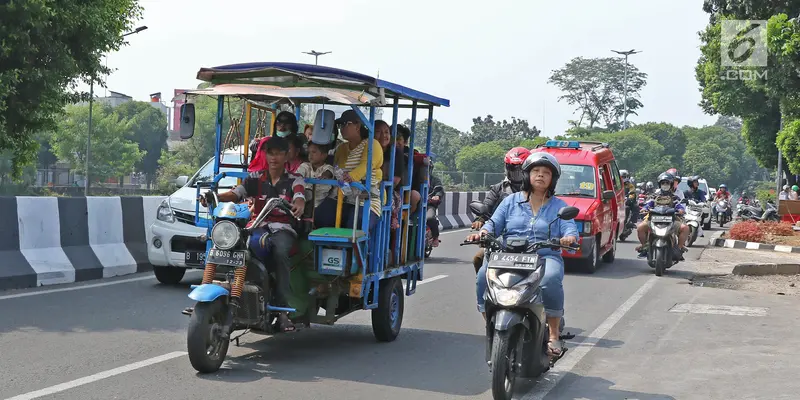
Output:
[{"xmin": 532, "ymin": 140, "xmax": 625, "ymax": 273}]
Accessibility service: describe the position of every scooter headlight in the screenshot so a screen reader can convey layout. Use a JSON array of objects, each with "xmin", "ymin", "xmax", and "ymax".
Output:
[
  {"xmin": 487, "ymin": 267, "xmax": 544, "ymax": 306},
  {"xmin": 211, "ymin": 220, "xmax": 240, "ymax": 250},
  {"xmin": 495, "ymin": 289, "xmax": 522, "ymax": 306}
]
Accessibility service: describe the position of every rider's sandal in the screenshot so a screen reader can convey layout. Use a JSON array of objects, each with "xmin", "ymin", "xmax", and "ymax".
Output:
[
  {"xmin": 278, "ymin": 314, "xmax": 296, "ymax": 333},
  {"xmin": 547, "ymin": 339, "xmax": 563, "ymax": 358}
]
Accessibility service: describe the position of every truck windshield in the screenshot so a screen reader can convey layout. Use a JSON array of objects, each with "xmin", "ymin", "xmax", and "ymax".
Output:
[
  {"xmin": 554, "ymin": 164, "xmax": 597, "ymax": 198},
  {"xmin": 190, "ymin": 153, "xmax": 248, "ymax": 188}
]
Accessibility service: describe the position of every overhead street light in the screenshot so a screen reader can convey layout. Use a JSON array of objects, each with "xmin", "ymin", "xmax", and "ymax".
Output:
[
  {"xmin": 302, "ymin": 50, "xmax": 331, "ymax": 65},
  {"xmin": 85, "ymin": 25, "xmax": 148, "ymax": 196},
  {"xmin": 611, "ymin": 49, "xmax": 642, "ymax": 130}
]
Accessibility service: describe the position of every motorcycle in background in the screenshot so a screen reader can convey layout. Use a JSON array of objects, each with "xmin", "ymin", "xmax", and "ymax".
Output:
[
  {"xmin": 424, "ymin": 185, "xmax": 444, "ymax": 258},
  {"xmin": 715, "ymin": 199, "xmax": 731, "ymax": 227},
  {"xmin": 685, "ymin": 200, "xmax": 704, "ymax": 247},
  {"xmin": 462, "ymin": 206, "xmax": 580, "ymax": 400}
]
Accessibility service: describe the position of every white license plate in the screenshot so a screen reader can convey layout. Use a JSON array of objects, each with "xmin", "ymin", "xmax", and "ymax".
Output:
[
  {"xmin": 651, "ymin": 215, "xmax": 673, "ymax": 223},
  {"xmin": 207, "ymin": 248, "xmax": 246, "ymax": 267},
  {"xmin": 489, "ymin": 252, "xmax": 538, "ymax": 264}
]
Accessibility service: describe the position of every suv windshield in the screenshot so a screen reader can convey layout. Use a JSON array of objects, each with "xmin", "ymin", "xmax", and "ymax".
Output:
[
  {"xmin": 554, "ymin": 164, "xmax": 597, "ymax": 198},
  {"xmin": 190, "ymin": 153, "xmax": 249, "ymax": 188}
]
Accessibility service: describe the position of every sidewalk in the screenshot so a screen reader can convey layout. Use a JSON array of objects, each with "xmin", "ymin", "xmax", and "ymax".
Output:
[{"xmin": 691, "ymin": 246, "xmax": 800, "ymax": 296}]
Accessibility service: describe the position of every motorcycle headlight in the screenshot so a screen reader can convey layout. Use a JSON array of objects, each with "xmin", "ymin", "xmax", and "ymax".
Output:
[
  {"xmin": 156, "ymin": 200, "xmax": 175, "ymax": 223},
  {"xmin": 211, "ymin": 220, "xmax": 240, "ymax": 250},
  {"xmin": 487, "ymin": 267, "xmax": 543, "ymax": 306}
]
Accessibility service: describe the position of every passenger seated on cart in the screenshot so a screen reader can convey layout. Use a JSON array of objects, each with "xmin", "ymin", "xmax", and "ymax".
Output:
[
  {"xmin": 295, "ymin": 141, "xmax": 336, "ymax": 214},
  {"xmin": 316, "ymin": 110, "xmax": 384, "ymax": 232},
  {"xmin": 396, "ymin": 125, "xmax": 421, "ymax": 214},
  {"xmin": 200, "ymin": 136, "xmax": 306, "ymax": 333},
  {"xmin": 285, "ymin": 134, "xmax": 304, "ymax": 173},
  {"xmin": 376, "ymin": 120, "xmax": 405, "ymax": 230}
]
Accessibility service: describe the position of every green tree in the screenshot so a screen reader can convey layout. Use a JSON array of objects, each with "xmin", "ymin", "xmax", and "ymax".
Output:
[
  {"xmin": 404, "ymin": 118, "xmax": 464, "ymax": 170},
  {"xmin": 548, "ymin": 57, "xmax": 647, "ymax": 129},
  {"xmin": 592, "ymin": 130, "xmax": 671, "ymax": 181},
  {"xmin": 0, "ymin": 0, "xmax": 142, "ymax": 179},
  {"xmin": 628, "ymin": 122, "xmax": 687, "ymax": 169},
  {"xmin": 463, "ymin": 115, "xmax": 540, "ymax": 147},
  {"xmin": 455, "ymin": 142, "xmax": 507, "ymax": 173},
  {"xmin": 50, "ymin": 105, "xmax": 142, "ymax": 185},
  {"xmin": 113, "ymin": 101, "xmax": 169, "ymax": 186}
]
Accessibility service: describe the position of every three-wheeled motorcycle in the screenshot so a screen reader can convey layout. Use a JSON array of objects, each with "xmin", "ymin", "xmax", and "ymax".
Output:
[{"xmin": 175, "ymin": 62, "xmax": 450, "ymax": 373}]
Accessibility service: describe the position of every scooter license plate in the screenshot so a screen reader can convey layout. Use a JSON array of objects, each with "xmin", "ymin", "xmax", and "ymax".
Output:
[
  {"xmin": 651, "ymin": 215, "xmax": 672, "ymax": 223},
  {"xmin": 207, "ymin": 248, "xmax": 246, "ymax": 267},
  {"xmin": 489, "ymin": 252, "xmax": 538, "ymax": 266}
]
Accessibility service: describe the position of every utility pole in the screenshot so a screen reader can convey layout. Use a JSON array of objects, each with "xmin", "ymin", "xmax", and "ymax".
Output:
[
  {"xmin": 302, "ymin": 50, "xmax": 331, "ymax": 65},
  {"xmin": 611, "ymin": 49, "xmax": 641, "ymax": 130},
  {"xmin": 85, "ymin": 25, "xmax": 147, "ymax": 196}
]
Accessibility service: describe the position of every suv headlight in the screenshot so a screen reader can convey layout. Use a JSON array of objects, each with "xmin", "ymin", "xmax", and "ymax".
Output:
[
  {"xmin": 156, "ymin": 199, "xmax": 175, "ymax": 223},
  {"xmin": 211, "ymin": 220, "xmax": 240, "ymax": 250}
]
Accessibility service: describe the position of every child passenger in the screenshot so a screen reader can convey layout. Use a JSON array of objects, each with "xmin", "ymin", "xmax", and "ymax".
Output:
[{"xmin": 294, "ymin": 142, "xmax": 336, "ymax": 224}]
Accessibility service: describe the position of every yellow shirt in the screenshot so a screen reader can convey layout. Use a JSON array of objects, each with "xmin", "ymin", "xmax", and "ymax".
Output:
[{"xmin": 333, "ymin": 139, "xmax": 384, "ymax": 217}]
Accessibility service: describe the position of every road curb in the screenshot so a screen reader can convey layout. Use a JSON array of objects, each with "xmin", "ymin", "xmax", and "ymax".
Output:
[
  {"xmin": 711, "ymin": 236, "xmax": 800, "ymax": 254},
  {"xmin": 732, "ymin": 263, "xmax": 800, "ymax": 276}
]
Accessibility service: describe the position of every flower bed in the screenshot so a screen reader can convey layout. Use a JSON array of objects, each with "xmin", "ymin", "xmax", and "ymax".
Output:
[{"xmin": 727, "ymin": 221, "xmax": 800, "ymax": 246}]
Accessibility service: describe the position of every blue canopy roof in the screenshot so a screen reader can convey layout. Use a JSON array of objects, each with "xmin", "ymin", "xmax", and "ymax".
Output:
[{"xmin": 196, "ymin": 62, "xmax": 449, "ymax": 107}]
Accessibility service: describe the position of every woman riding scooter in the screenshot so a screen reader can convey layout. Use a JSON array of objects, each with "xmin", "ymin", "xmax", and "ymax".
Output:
[
  {"xmin": 467, "ymin": 152, "xmax": 578, "ymax": 358},
  {"xmin": 470, "ymin": 147, "xmax": 530, "ymax": 272}
]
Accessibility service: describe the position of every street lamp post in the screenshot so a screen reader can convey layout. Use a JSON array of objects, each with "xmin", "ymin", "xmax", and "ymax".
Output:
[
  {"xmin": 611, "ymin": 49, "xmax": 641, "ymax": 130},
  {"xmin": 85, "ymin": 25, "xmax": 148, "ymax": 196},
  {"xmin": 302, "ymin": 50, "xmax": 331, "ymax": 65}
]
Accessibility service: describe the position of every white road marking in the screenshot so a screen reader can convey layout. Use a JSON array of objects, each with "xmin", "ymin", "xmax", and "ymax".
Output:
[
  {"xmin": 440, "ymin": 227, "xmax": 471, "ymax": 235},
  {"xmin": 415, "ymin": 274, "xmax": 447, "ymax": 286},
  {"xmin": 0, "ymin": 275, "xmax": 157, "ymax": 301},
  {"xmin": 4, "ymin": 351, "xmax": 187, "ymax": 400},
  {"xmin": 523, "ymin": 276, "xmax": 659, "ymax": 400},
  {"xmin": 669, "ymin": 303, "xmax": 768, "ymax": 317}
]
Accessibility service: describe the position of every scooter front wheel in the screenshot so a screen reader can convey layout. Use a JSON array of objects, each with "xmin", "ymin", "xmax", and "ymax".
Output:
[
  {"xmin": 187, "ymin": 299, "xmax": 230, "ymax": 373},
  {"xmin": 490, "ymin": 329, "xmax": 519, "ymax": 400}
]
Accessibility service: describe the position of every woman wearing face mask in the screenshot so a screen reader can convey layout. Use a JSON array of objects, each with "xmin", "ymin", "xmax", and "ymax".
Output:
[
  {"xmin": 249, "ymin": 111, "xmax": 301, "ymax": 170},
  {"xmin": 466, "ymin": 152, "xmax": 578, "ymax": 359}
]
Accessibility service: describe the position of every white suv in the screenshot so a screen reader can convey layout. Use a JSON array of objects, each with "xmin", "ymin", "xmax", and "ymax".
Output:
[{"xmin": 148, "ymin": 147, "xmax": 247, "ymax": 284}]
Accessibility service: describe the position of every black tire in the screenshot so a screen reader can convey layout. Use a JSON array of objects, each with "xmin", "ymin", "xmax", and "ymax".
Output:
[
  {"xmin": 583, "ymin": 238, "xmax": 599, "ymax": 274},
  {"xmin": 653, "ymin": 247, "xmax": 666, "ymax": 277},
  {"xmin": 187, "ymin": 300, "xmax": 230, "ymax": 373},
  {"xmin": 154, "ymin": 266, "xmax": 186, "ymax": 284},
  {"xmin": 703, "ymin": 220, "xmax": 712, "ymax": 230},
  {"xmin": 687, "ymin": 227, "xmax": 697, "ymax": 247},
  {"xmin": 424, "ymin": 246, "xmax": 432, "ymax": 259},
  {"xmin": 602, "ymin": 235, "xmax": 616, "ymax": 263},
  {"xmin": 371, "ymin": 277, "xmax": 404, "ymax": 342},
  {"xmin": 490, "ymin": 330, "xmax": 518, "ymax": 400}
]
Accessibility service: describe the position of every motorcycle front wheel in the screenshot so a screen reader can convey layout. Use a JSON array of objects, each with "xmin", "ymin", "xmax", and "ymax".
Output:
[
  {"xmin": 653, "ymin": 247, "xmax": 667, "ymax": 277},
  {"xmin": 490, "ymin": 329, "xmax": 520, "ymax": 400},
  {"xmin": 187, "ymin": 299, "xmax": 230, "ymax": 373}
]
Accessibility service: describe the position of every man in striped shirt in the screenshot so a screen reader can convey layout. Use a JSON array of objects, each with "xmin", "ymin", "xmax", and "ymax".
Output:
[{"xmin": 201, "ymin": 136, "xmax": 305, "ymax": 332}]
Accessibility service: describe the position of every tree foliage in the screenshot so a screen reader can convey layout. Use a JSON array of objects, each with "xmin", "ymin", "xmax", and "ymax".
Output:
[
  {"xmin": 404, "ymin": 118, "xmax": 464, "ymax": 170},
  {"xmin": 0, "ymin": 0, "xmax": 142, "ymax": 179},
  {"xmin": 50, "ymin": 104, "xmax": 142, "ymax": 184},
  {"xmin": 463, "ymin": 115, "xmax": 540, "ymax": 146},
  {"xmin": 548, "ymin": 57, "xmax": 647, "ymax": 129},
  {"xmin": 455, "ymin": 142, "xmax": 508, "ymax": 173},
  {"xmin": 113, "ymin": 101, "xmax": 168, "ymax": 185}
]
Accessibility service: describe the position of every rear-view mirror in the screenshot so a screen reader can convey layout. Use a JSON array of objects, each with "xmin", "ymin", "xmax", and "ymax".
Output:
[
  {"xmin": 558, "ymin": 206, "xmax": 579, "ymax": 220},
  {"xmin": 179, "ymin": 104, "xmax": 195, "ymax": 139},
  {"xmin": 175, "ymin": 176, "xmax": 188, "ymax": 187},
  {"xmin": 602, "ymin": 190, "xmax": 614, "ymax": 201},
  {"xmin": 469, "ymin": 201, "xmax": 489, "ymax": 218}
]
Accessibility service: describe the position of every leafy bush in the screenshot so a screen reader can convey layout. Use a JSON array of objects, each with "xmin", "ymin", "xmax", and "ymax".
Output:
[
  {"xmin": 729, "ymin": 221, "xmax": 765, "ymax": 242},
  {"xmin": 761, "ymin": 221, "xmax": 796, "ymax": 236}
]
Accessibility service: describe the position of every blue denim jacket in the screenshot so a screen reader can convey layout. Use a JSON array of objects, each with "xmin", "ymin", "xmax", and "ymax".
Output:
[{"xmin": 483, "ymin": 192, "xmax": 579, "ymax": 259}]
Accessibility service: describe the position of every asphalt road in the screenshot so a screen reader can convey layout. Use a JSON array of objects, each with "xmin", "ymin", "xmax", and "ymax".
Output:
[{"xmin": 3, "ymin": 226, "xmax": 800, "ymax": 400}]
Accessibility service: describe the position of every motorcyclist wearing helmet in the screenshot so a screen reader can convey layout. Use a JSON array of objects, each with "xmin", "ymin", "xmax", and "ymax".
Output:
[
  {"xmin": 792, "ymin": 185, "xmax": 800, "ymax": 200},
  {"xmin": 712, "ymin": 184, "xmax": 732, "ymax": 220},
  {"xmin": 739, "ymin": 191, "xmax": 751, "ymax": 206},
  {"xmin": 684, "ymin": 176, "xmax": 707, "ymax": 202},
  {"xmin": 470, "ymin": 147, "xmax": 530, "ymax": 272},
  {"xmin": 467, "ymin": 152, "xmax": 578, "ymax": 358},
  {"xmin": 620, "ymin": 169, "xmax": 640, "ymax": 230},
  {"xmin": 671, "ymin": 174, "xmax": 685, "ymax": 200},
  {"xmin": 645, "ymin": 181, "xmax": 655, "ymax": 194},
  {"xmin": 635, "ymin": 172, "xmax": 689, "ymax": 258},
  {"xmin": 426, "ymin": 161, "xmax": 445, "ymax": 247}
]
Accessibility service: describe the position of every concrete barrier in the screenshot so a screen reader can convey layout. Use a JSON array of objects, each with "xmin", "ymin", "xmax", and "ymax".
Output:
[{"xmin": 0, "ymin": 191, "xmax": 486, "ymax": 291}]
